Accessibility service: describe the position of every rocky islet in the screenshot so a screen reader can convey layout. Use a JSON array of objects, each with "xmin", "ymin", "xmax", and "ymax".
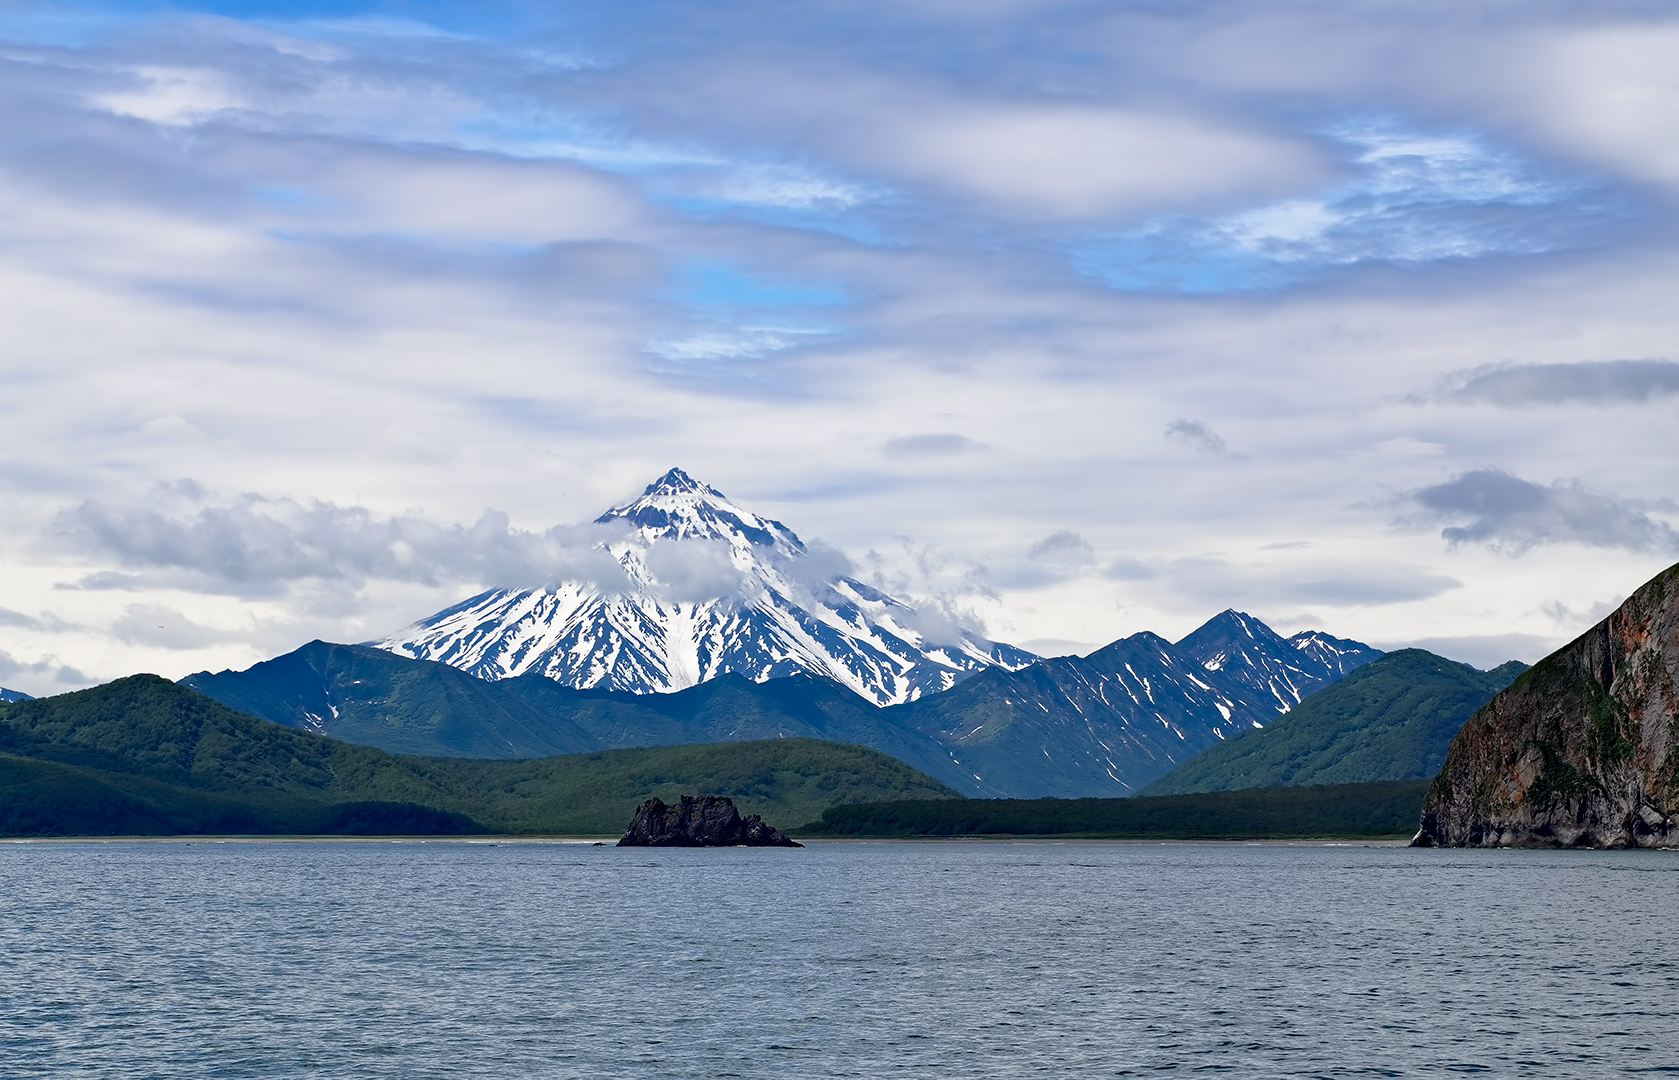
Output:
[{"xmin": 617, "ymin": 794, "xmax": 803, "ymax": 847}]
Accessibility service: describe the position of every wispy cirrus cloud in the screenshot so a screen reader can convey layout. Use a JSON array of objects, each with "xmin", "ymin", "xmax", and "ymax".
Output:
[
  {"xmin": 1075, "ymin": 122, "xmax": 1617, "ymax": 292},
  {"xmin": 1165, "ymin": 419, "xmax": 1237, "ymax": 457},
  {"xmin": 1418, "ymin": 360, "xmax": 1679, "ymax": 406},
  {"xmin": 1027, "ymin": 530, "xmax": 1096, "ymax": 571}
]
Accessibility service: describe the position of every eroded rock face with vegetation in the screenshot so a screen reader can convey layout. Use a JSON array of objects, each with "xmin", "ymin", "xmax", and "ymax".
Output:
[{"xmin": 1415, "ymin": 563, "xmax": 1679, "ymax": 848}]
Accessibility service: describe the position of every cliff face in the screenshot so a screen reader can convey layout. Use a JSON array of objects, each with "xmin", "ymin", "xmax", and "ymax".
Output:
[{"xmin": 1415, "ymin": 563, "xmax": 1679, "ymax": 848}]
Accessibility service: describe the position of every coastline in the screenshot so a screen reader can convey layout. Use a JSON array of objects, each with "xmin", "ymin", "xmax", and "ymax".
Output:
[{"xmin": 2, "ymin": 834, "xmax": 1417, "ymax": 846}]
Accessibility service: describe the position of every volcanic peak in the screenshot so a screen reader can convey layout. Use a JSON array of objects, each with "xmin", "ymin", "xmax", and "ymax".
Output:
[
  {"xmin": 595, "ymin": 467, "xmax": 800, "ymax": 551},
  {"xmin": 379, "ymin": 467, "xmax": 1032, "ymax": 703}
]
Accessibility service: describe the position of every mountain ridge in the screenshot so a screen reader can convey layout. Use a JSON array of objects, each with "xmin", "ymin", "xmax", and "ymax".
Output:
[
  {"xmin": 1176, "ymin": 610, "xmax": 1380, "ymax": 711},
  {"xmin": 190, "ymin": 602, "xmax": 1383, "ymax": 797},
  {"xmin": 184, "ymin": 639, "xmax": 959, "ymax": 783}
]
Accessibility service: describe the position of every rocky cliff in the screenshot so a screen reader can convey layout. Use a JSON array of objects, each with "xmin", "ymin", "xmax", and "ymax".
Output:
[
  {"xmin": 617, "ymin": 794, "xmax": 802, "ymax": 847},
  {"xmin": 1414, "ymin": 562, "xmax": 1679, "ymax": 848}
]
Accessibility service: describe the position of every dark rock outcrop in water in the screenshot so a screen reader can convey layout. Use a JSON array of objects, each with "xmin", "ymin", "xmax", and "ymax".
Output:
[
  {"xmin": 617, "ymin": 795, "xmax": 802, "ymax": 847},
  {"xmin": 1414, "ymin": 562, "xmax": 1679, "ymax": 848}
]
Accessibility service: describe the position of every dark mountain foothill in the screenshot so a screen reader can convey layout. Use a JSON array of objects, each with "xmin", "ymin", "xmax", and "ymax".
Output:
[
  {"xmin": 618, "ymin": 794, "xmax": 801, "ymax": 847},
  {"xmin": 186, "ymin": 608, "xmax": 1383, "ymax": 799},
  {"xmin": 0, "ymin": 676, "xmax": 957, "ymax": 837},
  {"xmin": 1144, "ymin": 649, "xmax": 1527, "ymax": 795},
  {"xmin": 1415, "ymin": 561, "xmax": 1679, "ymax": 848}
]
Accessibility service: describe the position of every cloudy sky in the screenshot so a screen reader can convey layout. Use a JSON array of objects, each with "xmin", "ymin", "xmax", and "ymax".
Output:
[{"xmin": 3, "ymin": 0, "xmax": 1678, "ymax": 693}]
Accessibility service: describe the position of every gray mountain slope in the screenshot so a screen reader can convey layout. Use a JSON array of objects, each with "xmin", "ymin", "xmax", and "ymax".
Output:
[{"xmin": 888, "ymin": 632, "xmax": 1280, "ymax": 797}]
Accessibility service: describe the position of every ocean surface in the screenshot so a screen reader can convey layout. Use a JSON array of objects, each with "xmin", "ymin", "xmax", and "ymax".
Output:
[{"xmin": 2, "ymin": 840, "xmax": 1676, "ymax": 1078}]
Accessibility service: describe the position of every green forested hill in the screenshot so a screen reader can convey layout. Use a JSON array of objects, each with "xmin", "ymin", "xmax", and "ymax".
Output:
[
  {"xmin": 0, "ymin": 675, "xmax": 959, "ymax": 836},
  {"xmin": 1141, "ymin": 650, "xmax": 1526, "ymax": 795},
  {"xmin": 801, "ymin": 780, "xmax": 1431, "ymax": 838}
]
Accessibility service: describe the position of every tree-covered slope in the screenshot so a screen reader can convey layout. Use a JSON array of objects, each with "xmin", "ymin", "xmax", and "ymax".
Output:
[
  {"xmin": 799, "ymin": 780, "xmax": 1431, "ymax": 839},
  {"xmin": 428, "ymin": 738, "xmax": 957, "ymax": 835},
  {"xmin": 0, "ymin": 676, "xmax": 959, "ymax": 836},
  {"xmin": 1141, "ymin": 650, "xmax": 1527, "ymax": 795}
]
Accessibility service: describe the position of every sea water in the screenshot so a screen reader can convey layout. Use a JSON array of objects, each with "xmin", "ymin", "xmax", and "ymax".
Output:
[{"xmin": 1, "ymin": 840, "xmax": 1675, "ymax": 1078}]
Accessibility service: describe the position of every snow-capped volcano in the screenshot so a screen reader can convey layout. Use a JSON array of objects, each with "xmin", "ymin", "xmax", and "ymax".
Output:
[{"xmin": 376, "ymin": 468, "xmax": 1036, "ymax": 704}]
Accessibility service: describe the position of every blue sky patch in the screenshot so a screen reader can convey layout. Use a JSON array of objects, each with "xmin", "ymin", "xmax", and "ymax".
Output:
[{"xmin": 1075, "ymin": 121, "xmax": 1621, "ymax": 294}]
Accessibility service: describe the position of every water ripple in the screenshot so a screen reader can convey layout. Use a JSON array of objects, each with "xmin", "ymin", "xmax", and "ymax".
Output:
[{"xmin": 1, "ymin": 841, "xmax": 1676, "ymax": 1077}]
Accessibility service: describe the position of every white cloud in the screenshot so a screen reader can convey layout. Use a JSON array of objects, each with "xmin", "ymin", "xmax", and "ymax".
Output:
[
  {"xmin": 772, "ymin": 538, "xmax": 856, "ymax": 604},
  {"xmin": 94, "ymin": 65, "xmax": 249, "ymax": 125},
  {"xmin": 866, "ymin": 104, "xmax": 1323, "ymax": 219},
  {"xmin": 894, "ymin": 594, "xmax": 991, "ymax": 648},
  {"xmin": 643, "ymin": 537, "xmax": 745, "ymax": 602},
  {"xmin": 1026, "ymin": 530, "xmax": 1095, "ymax": 571},
  {"xmin": 882, "ymin": 434, "xmax": 975, "ymax": 458},
  {"xmin": 1524, "ymin": 25, "xmax": 1679, "ymax": 189},
  {"xmin": 0, "ymin": 646, "xmax": 84, "ymax": 689},
  {"xmin": 1367, "ymin": 632, "xmax": 1552, "ymax": 669},
  {"xmin": 108, "ymin": 603, "xmax": 241, "ymax": 650},
  {"xmin": 646, "ymin": 326, "xmax": 828, "ymax": 363},
  {"xmin": 1164, "ymin": 419, "xmax": 1235, "ymax": 456},
  {"xmin": 1080, "ymin": 121, "xmax": 1605, "ymax": 291},
  {"xmin": 1421, "ymin": 360, "xmax": 1679, "ymax": 406},
  {"xmin": 1404, "ymin": 470, "xmax": 1679, "ymax": 554},
  {"xmin": 251, "ymin": 148, "xmax": 646, "ymax": 245},
  {"xmin": 52, "ymin": 490, "xmax": 636, "ymax": 594}
]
